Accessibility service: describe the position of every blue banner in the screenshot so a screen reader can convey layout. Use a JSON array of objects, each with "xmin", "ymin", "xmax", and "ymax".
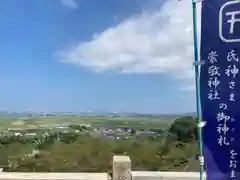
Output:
[{"xmin": 200, "ymin": 0, "xmax": 240, "ymax": 180}]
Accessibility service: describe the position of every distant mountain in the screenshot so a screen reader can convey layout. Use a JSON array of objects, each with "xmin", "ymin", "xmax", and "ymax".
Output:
[
  {"xmin": 183, "ymin": 112, "xmax": 196, "ymax": 117},
  {"xmin": 0, "ymin": 111, "xmax": 196, "ymax": 118}
]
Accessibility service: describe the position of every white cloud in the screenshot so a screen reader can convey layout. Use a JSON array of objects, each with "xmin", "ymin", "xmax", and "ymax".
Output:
[
  {"xmin": 58, "ymin": 0, "xmax": 202, "ymax": 88},
  {"xmin": 61, "ymin": 0, "xmax": 78, "ymax": 9}
]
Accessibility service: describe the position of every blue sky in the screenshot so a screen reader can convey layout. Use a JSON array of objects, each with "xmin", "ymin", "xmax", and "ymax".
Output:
[{"xmin": 0, "ymin": 0, "xmax": 200, "ymax": 113}]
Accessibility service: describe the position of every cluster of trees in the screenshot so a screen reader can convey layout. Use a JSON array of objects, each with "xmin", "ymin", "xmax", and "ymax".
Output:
[{"xmin": 0, "ymin": 116, "xmax": 200, "ymax": 172}]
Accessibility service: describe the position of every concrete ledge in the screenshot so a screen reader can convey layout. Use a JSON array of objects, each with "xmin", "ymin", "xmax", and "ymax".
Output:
[
  {"xmin": 132, "ymin": 171, "xmax": 206, "ymax": 180},
  {"xmin": 113, "ymin": 156, "xmax": 131, "ymax": 180},
  {"xmin": 0, "ymin": 172, "xmax": 109, "ymax": 180}
]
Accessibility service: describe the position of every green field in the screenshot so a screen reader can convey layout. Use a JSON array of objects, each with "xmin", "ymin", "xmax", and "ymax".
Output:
[
  {"xmin": 0, "ymin": 114, "xmax": 198, "ymax": 172},
  {"xmin": 0, "ymin": 114, "xmax": 176, "ymax": 131}
]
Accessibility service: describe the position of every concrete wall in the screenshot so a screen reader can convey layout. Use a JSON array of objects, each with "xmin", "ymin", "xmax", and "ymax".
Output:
[
  {"xmin": 0, "ymin": 155, "xmax": 205, "ymax": 180},
  {"xmin": 113, "ymin": 155, "xmax": 205, "ymax": 180},
  {"xmin": 0, "ymin": 173, "xmax": 110, "ymax": 180}
]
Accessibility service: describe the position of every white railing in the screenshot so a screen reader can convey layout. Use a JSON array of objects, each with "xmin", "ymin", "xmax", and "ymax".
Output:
[
  {"xmin": 0, "ymin": 172, "xmax": 109, "ymax": 180},
  {"xmin": 0, "ymin": 155, "xmax": 205, "ymax": 180},
  {"xmin": 113, "ymin": 155, "xmax": 206, "ymax": 180}
]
